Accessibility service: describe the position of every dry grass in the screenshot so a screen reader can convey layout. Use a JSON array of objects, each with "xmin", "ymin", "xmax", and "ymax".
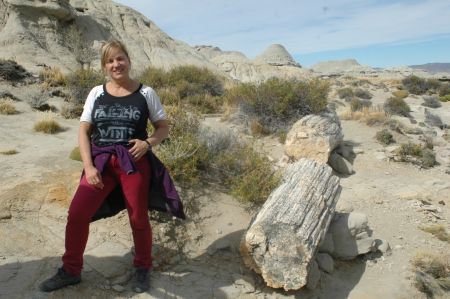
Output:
[
  {"xmin": 34, "ymin": 112, "xmax": 62, "ymax": 134},
  {"xmin": 0, "ymin": 149, "xmax": 18, "ymax": 155},
  {"xmin": 392, "ymin": 90, "xmax": 409, "ymax": 99},
  {"xmin": 0, "ymin": 97, "xmax": 18, "ymax": 115},
  {"xmin": 250, "ymin": 118, "xmax": 265, "ymax": 136},
  {"xmin": 39, "ymin": 67, "xmax": 67, "ymax": 87},
  {"xmin": 69, "ymin": 147, "xmax": 82, "ymax": 161},
  {"xmin": 339, "ymin": 106, "xmax": 388, "ymax": 126},
  {"xmin": 411, "ymin": 251, "xmax": 450, "ymax": 297},
  {"xmin": 420, "ymin": 225, "xmax": 450, "ymax": 243}
]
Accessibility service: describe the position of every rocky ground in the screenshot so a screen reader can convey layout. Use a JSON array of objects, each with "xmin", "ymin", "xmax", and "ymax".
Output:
[{"xmin": 1, "ymin": 77, "xmax": 450, "ymax": 299}]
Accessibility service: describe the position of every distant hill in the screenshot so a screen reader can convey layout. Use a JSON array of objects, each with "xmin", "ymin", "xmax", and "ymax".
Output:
[{"xmin": 409, "ymin": 63, "xmax": 450, "ymax": 74}]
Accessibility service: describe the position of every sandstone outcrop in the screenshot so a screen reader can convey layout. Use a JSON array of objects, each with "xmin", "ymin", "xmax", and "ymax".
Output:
[
  {"xmin": 285, "ymin": 111, "xmax": 344, "ymax": 163},
  {"xmin": 240, "ymin": 159, "xmax": 341, "ymax": 291}
]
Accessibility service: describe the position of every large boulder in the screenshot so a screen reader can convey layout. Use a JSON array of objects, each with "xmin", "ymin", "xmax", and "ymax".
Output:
[
  {"xmin": 240, "ymin": 159, "xmax": 341, "ymax": 291},
  {"xmin": 285, "ymin": 112, "xmax": 344, "ymax": 163}
]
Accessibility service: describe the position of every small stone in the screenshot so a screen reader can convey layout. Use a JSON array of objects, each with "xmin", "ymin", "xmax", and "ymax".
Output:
[
  {"xmin": 394, "ymin": 245, "xmax": 403, "ymax": 250},
  {"xmin": 438, "ymin": 200, "xmax": 445, "ymax": 205},
  {"xmin": 316, "ymin": 253, "xmax": 334, "ymax": 273},
  {"xmin": 375, "ymin": 239, "xmax": 391, "ymax": 255},
  {"xmin": 112, "ymin": 285, "xmax": 125, "ymax": 292}
]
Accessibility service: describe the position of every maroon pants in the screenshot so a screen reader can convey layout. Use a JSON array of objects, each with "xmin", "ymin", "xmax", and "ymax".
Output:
[{"xmin": 62, "ymin": 155, "xmax": 152, "ymax": 275}]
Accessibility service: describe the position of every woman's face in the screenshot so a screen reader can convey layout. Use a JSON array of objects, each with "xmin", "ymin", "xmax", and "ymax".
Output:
[{"xmin": 104, "ymin": 47, "xmax": 131, "ymax": 81}]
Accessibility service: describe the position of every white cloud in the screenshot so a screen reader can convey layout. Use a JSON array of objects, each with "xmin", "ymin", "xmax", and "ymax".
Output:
[{"xmin": 114, "ymin": 0, "xmax": 450, "ymax": 58}]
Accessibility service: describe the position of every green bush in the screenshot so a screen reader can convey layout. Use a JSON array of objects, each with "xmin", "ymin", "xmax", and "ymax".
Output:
[
  {"xmin": 384, "ymin": 96, "xmax": 410, "ymax": 116},
  {"xmin": 354, "ymin": 88, "xmax": 372, "ymax": 99},
  {"xmin": 375, "ymin": 129, "xmax": 394, "ymax": 145},
  {"xmin": 350, "ymin": 98, "xmax": 372, "ymax": 112},
  {"xmin": 138, "ymin": 65, "xmax": 224, "ymax": 113},
  {"xmin": 402, "ymin": 75, "xmax": 442, "ymax": 95},
  {"xmin": 138, "ymin": 67, "xmax": 169, "ymax": 90},
  {"xmin": 153, "ymin": 105, "xmax": 280, "ymax": 204},
  {"xmin": 422, "ymin": 96, "xmax": 441, "ymax": 108},
  {"xmin": 66, "ymin": 68, "xmax": 105, "ymax": 105},
  {"xmin": 439, "ymin": 83, "xmax": 450, "ymax": 97},
  {"xmin": 440, "ymin": 95, "xmax": 450, "ymax": 102},
  {"xmin": 225, "ymin": 78, "xmax": 329, "ymax": 133},
  {"xmin": 397, "ymin": 142, "xmax": 436, "ymax": 168},
  {"xmin": 69, "ymin": 147, "xmax": 82, "ymax": 161},
  {"xmin": 337, "ymin": 87, "xmax": 354, "ymax": 100}
]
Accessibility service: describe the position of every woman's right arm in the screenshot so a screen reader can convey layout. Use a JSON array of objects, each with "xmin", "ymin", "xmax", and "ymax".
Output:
[{"xmin": 79, "ymin": 122, "xmax": 104, "ymax": 189}]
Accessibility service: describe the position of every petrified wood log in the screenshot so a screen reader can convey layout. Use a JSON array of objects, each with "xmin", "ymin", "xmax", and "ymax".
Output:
[{"xmin": 240, "ymin": 158, "xmax": 341, "ymax": 291}]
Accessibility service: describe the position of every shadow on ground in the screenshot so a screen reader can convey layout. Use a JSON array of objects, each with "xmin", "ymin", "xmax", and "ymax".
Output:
[{"xmin": 0, "ymin": 230, "xmax": 366, "ymax": 299}]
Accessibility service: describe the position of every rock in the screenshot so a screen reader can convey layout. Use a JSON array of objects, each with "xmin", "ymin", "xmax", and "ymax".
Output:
[
  {"xmin": 316, "ymin": 253, "xmax": 334, "ymax": 273},
  {"xmin": 306, "ymin": 260, "xmax": 321, "ymax": 290},
  {"xmin": 253, "ymin": 44, "xmax": 300, "ymax": 67},
  {"xmin": 285, "ymin": 112, "xmax": 344, "ymax": 163},
  {"xmin": 335, "ymin": 198, "xmax": 354, "ymax": 213},
  {"xmin": 329, "ymin": 212, "xmax": 376, "ymax": 260},
  {"xmin": 111, "ymin": 284, "xmax": 125, "ymax": 292},
  {"xmin": 328, "ymin": 152, "xmax": 354, "ymax": 175},
  {"xmin": 240, "ymin": 159, "xmax": 341, "ymax": 290},
  {"xmin": 375, "ymin": 239, "xmax": 391, "ymax": 255}
]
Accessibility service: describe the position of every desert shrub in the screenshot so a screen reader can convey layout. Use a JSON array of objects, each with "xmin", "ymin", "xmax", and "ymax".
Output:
[
  {"xmin": 396, "ymin": 142, "xmax": 436, "ymax": 168},
  {"xmin": 420, "ymin": 225, "xmax": 450, "ymax": 243},
  {"xmin": 0, "ymin": 59, "xmax": 30, "ymax": 81},
  {"xmin": 226, "ymin": 77, "xmax": 329, "ymax": 133},
  {"xmin": 392, "ymin": 90, "xmax": 409, "ymax": 99},
  {"xmin": 137, "ymin": 67, "xmax": 169, "ymax": 90},
  {"xmin": 153, "ymin": 105, "xmax": 280, "ymax": 203},
  {"xmin": 337, "ymin": 87, "xmax": 354, "ymax": 100},
  {"xmin": 402, "ymin": 75, "xmax": 442, "ymax": 95},
  {"xmin": 411, "ymin": 252, "xmax": 450, "ymax": 297},
  {"xmin": 0, "ymin": 149, "xmax": 18, "ymax": 155},
  {"xmin": 422, "ymin": 95, "xmax": 441, "ymax": 108},
  {"xmin": 60, "ymin": 103, "xmax": 84, "ymax": 119},
  {"xmin": 69, "ymin": 147, "xmax": 82, "ymax": 161},
  {"xmin": 24, "ymin": 90, "xmax": 52, "ymax": 111},
  {"xmin": 34, "ymin": 112, "xmax": 62, "ymax": 134},
  {"xmin": 185, "ymin": 93, "xmax": 222, "ymax": 114},
  {"xmin": 152, "ymin": 105, "xmax": 205, "ymax": 184},
  {"xmin": 157, "ymin": 88, "xmax": 181, "ymax": 106},
  {"xmin": 354, "ymin": 88, "xmax": 372, "ymax": 99},
  {"xmin": 350, "ymin": 98, "xmax": 371, "ymax": 112},
  {"xmin": 440, "ymin": 95, "xmax": 450, "ymax": 102},
  {"xmin": 250, "ymin": 118, "xmax": 265, "ymax": 136},
  {"xmin": 0, "ymin": 98, "xmax": 18, "ymax": 115},
  {"xmin": 168, "ymin": 66, "xmax": 224, "ymax": 97},
  {"xmin": 375, "ymin": 129, "xmax": 394, "ymax": 145},
  {"xmin": 439, "ymin": 83, "xmax": 450, "ymax": 97},
  {"xmin": 39, "ymin": 67, "xmax": 67, "ymax": 87},
  {"xmin": 277, "ymin": 131, "xmax": 287, "ymax": 144},
  {"xmin": 66, "ymin": 68, "xmax": 105, "ymax": 105},
  {"xmin": 139, "ymin": 66, "xmax": 224, "ymax": 113},
  {"xmin": 424, "ymin": 109, "xmax": 444, "ymax": 128},
  {"xmin": 383, "ymin": 96, "xmax": 410, "ymax": 117},
  {"xmin": 421, "ymin": 149, "xmax": 437, "ymax": 168},
  {"xmin": 198, "ymin": 129, "xmax": 280, "ymax": 204}
]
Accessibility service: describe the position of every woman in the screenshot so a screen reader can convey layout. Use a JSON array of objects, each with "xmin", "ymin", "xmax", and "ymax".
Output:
[{"xmin": 40, "ymin": 40, "xmax": 170, "ymax": 293}]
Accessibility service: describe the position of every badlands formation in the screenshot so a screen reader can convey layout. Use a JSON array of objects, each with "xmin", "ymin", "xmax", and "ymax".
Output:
[{"xmin": 1, "ymin": 0, "xmax": 450, "ymax": 298}]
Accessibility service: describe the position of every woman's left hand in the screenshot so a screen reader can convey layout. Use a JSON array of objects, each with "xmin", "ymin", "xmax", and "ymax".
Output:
[{"xmin": 128, "ymin": 139, "xmax": 150, "ymax": 161}]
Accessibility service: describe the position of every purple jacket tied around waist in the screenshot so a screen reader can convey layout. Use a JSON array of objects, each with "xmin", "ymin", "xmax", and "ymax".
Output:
[{"xmin": 89, "ymin": 144, "xmax": 186, "ymax": 221}]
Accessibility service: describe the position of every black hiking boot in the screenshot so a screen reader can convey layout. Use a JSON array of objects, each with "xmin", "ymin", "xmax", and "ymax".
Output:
[
  {"xmin": 132, "ymin": 267, "xmax": 150, "ymax": 293},
  {"xmin": 39, "ymin": 267, "xmax": 81, "ymax": 292}
]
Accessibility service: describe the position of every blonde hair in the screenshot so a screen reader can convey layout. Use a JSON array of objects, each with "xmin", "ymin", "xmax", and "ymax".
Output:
[{"xmin": 100, "ymin": 40, "xmax": 130, "ymax": 70}]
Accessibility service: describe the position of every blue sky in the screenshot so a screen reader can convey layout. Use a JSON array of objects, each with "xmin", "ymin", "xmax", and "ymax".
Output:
[{"xmin": 113, "ymin": 0, "xmax": 450, "ymax": 68}]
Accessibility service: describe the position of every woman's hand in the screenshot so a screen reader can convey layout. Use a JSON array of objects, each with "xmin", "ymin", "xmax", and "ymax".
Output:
[
  {"xmin": 128, "ymin": 139, "xmax": 150, "ymax": 161},
  {"xmin": 85, "ymin": 165, "xmax": 104, "ymax": 189}
]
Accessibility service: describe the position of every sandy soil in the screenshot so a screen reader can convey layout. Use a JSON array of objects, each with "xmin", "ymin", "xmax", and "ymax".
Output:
[{"xmin": 1, "ymin": 79, "xmax": 449, "ymax": 298}]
